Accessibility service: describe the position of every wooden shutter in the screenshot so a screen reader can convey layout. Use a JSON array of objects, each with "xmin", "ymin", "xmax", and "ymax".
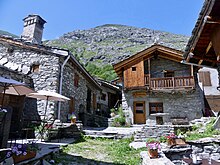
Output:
[
  {"xmin": 69, "ymin": 97, "xmax": 75, "ymax": 113},
  {"xmin": 198, "ymin": 71, "xmax": 211, "ymax": 86}
]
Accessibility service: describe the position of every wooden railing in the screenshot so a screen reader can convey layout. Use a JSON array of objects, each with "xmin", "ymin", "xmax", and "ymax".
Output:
[{"xmin": 144, "ymin": 75, "xmax": 195, "ymax": 90}]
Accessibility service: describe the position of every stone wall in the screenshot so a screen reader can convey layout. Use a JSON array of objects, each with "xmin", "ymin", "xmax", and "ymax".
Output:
[
  {"xmin": 0, "ymin": 42, "xmax": 60, "ymax": 120},
  {"xmin": 122, "ymin": 84, "xmax": 204, "ymax": 125},
  {"xmin": 61, "ymin": 61, "xmax": 88, "ymax": 122},
  {"xmin": 149, "ymin": 58, "xmax": 190, "ymax": 78}
]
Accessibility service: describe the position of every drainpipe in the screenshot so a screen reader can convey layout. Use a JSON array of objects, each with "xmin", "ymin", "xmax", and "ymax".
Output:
[{"xmin": 58, "ymin": 54, "xmax": 70, "ymax": 120}]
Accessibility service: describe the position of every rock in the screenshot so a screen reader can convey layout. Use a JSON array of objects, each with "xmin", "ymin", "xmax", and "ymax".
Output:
[
  {"xmin": 0, "ymin": 57, "xmax": 8, "ymax": 65},
  {"xmin": 204, "ymin": 146, "xmax": 215, "ymax": 153},
  {"xmin": 45, "ymin": 24, "xmax": 189, "ymax": 66},
  {"xmin": 211, "ymin": 153, "xmax": 220, "ymax": 160}
]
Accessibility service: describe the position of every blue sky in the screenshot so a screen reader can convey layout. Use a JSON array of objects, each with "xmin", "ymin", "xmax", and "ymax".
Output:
[{"xmin": 0, "ymin": 0, "xmax": 204, "ymax": 40}]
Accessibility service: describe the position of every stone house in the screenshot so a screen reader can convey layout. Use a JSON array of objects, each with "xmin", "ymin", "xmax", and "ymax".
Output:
[
  {"xmin": 96, "ymin": 78, "xmax": 121, "ymax": 117},
  {"xmin": 0, "ymin": 14, "xmax": 102, "ymax": 126},
  {"xmin": 183, "ymin": 0, "xmax": 220, "ymax": 116},
  {"xmin": 113, "ymin": 44, "xmax": 204, "ymax": 125},
  {"xmin": 198, "ymin": 67, "xmax": 220, "ymax": 115}
]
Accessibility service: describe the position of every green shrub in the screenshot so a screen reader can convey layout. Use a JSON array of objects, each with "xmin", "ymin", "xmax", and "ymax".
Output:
[{"xmin": 111, "ymin": 106, "xmax": 127, "ymax": 127}]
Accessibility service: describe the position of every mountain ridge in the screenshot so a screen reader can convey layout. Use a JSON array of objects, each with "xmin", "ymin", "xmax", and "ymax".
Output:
[{"xmin": 45, "ymin": 24, "xmax": 189, "ymax": 66}]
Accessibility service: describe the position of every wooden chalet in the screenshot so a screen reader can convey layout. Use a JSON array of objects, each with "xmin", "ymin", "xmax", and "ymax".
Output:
[
  {"xmin": 184, "ymin": 0, "xmax": 220, "ymax": 114},
  {"xmin": 114, "ymin": 44, "xmax": 195, "ymax": 92},
  {"xmin": 113, "ymin": 44, "xmax": 204, "ymax": 125}
]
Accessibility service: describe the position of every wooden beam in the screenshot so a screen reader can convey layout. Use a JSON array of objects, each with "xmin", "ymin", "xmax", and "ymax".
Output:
[
  {"xmin": 198, "ymin": 59, "xmax": 203, "ymax": 65},
  {"xmin": 206, "ymin": 41, "xmax": 212, "ymax": 54},
  {"xmin": 192, "ymin": 55, "xmax": 217, "ymax": 63}
]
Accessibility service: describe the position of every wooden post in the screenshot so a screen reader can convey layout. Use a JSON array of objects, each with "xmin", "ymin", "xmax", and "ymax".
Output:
[
  {"xmin": 191, "ymin": 65, "xmax": 194, "ymax": 77},
  {"xmin": 148, "ymin": 58, "xmax": 151, "ymax": 88}
]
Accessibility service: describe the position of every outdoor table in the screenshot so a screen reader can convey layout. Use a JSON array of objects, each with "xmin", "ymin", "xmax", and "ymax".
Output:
[{"xmin": 182, "ymin": 158, "xmax": 220, "ymax": 165}]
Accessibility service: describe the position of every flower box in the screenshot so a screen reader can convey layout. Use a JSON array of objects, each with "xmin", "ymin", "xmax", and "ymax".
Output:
[
  {"xmin": 13, "ymin": 151, "xmax": 36, "ymax": 163},
  {"xmin": 148, "ymin": 149, "xmax": 158, "ymax": 158},
  {"xmin": 167, "ymin": 138, "xmax": 176, "ymax": 146}
]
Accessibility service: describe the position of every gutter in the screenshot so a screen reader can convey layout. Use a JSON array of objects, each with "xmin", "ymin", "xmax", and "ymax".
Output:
[{"xmin": 58, "ymin": 54, "xmax": 70, "ymax": 120}]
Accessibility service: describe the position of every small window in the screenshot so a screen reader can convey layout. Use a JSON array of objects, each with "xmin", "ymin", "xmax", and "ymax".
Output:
[
  {"xmin": 135, "ymin": 103, "xmax": 144, "ymax": 114},
  {"xmin": 74, "ymin": 73, "xmax": 79, "ymax": 87},
  {"xmin": 132, "ymin": 67, "xmax": 136, "ymax": 71},
  {"xmin": 149, "ymin": 102, "xmax": 163, "ymax": 114},
  {"xmin": 32, "ymin": 64, "xmax": 40, "ymax": 73}
]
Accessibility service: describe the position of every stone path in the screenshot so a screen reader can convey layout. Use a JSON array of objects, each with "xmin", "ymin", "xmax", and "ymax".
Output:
[{"xmin": 83, "ymin": 125, "xmax": 143, "ymax": 139}]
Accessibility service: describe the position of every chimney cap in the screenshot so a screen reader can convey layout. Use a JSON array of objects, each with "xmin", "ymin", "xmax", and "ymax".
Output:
[{"xmin": 23, "ymin": 14, "xmax": 47, "ymax": 24}]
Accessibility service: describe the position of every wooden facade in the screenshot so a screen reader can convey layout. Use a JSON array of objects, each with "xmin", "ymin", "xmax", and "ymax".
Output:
[{"xmin": 114, "ymin": 44, "xmax": 195, "ymax": 91}]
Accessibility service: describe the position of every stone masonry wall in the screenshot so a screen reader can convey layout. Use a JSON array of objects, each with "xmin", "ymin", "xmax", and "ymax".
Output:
[
  {"xmin": 149, "ymin": 57, "xmax": 190, "ymax": 78},
  {"xmin": 61, "ymin": 61, "xmax": 87, "ymax": 122},
  {"xmin": 0, "ymin": 42, "xmax": 60, "ymax": 120},
  {"xmin": 122, "ymin": 84, "xmax": 204, "ymax": 125}
]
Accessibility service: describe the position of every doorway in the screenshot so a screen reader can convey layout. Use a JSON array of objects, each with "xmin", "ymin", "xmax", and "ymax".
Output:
[{"xmin": 134, "ymin": 102, "xmax": 146, "ymax": 124}]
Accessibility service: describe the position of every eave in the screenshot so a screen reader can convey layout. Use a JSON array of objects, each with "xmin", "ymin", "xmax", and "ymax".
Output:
[
  {"xmin": 184, "ymin": 0, "xmax": 220, "ymax": 68},
  {"xmin": 113, "ymin": 44, "xmax": 183, "ymax": 76}
]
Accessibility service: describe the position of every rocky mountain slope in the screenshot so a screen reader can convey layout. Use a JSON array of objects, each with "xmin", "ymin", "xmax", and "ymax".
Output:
[
  {"xmin": 46, "ymin": 24, "xmax": 189, "ymax": 67},
  {"xmin": 0, "ymin": 30, "xmax": 18, "ymax": 38}
]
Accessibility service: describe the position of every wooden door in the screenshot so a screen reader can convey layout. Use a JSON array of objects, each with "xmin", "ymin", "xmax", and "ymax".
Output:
[{"xmin": 134, "ymin": 102, "xmax": 146, "ymax": 124}]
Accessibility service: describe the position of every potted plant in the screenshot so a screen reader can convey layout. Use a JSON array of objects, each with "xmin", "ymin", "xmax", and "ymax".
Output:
[
  {"xmin": 69, "ymin": 112, "xmax": 76, "ymax": 124},
  {"xmin": 165, "ymin": 133, "xmax": 177, "ymax": 146},
  {"xmin": 6, "ymin": 141, "xmax": 39, "ymax": 163},
  {"xmin": 146, "ymin": 138, "xmax": 161, "ymax": 158},
  {"xmin": 165, "ymin": 133, "xmax": 186, "ymax": 146}
]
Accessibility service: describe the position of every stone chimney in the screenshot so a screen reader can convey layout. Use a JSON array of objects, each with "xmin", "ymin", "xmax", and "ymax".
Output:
[{"xmin": 21, "ymin": 14, "xmax": 46, "ymax": 44}]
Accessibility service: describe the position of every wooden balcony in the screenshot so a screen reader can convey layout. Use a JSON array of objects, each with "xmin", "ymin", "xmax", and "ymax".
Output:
[{"xmin": 144, "ymin": 74, "xmax": 195, "ymax": 90}]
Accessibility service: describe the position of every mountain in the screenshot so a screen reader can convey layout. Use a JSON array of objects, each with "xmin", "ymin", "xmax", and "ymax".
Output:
[
  {"xmin": 0, "ymin": 30, "xmax": 18, "ymax": 38},
  {"xmin": 45, "ymin": 24, "xmax": 189, "ymax": 80}
]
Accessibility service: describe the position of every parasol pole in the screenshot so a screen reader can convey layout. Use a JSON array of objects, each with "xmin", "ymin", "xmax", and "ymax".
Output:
[{"xmin": 41, "ymin": 96, "xmax": 49, "ymax": 140}]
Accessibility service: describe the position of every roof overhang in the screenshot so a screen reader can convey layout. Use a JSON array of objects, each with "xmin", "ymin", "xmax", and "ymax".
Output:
[
  {"xmin": 184, "ymin": 0, "xmax": 220, "ymax": 68},
  {"xmin": 113, "ymin": 44, "xmax": 184, "ymax": 76}
]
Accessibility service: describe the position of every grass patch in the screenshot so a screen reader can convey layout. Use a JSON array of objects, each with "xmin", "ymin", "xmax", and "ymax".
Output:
[
  {"xmin": 185, "ymin": 118, "xmax": 220, "ymax": 141},
  {"xmin": 55, "ymin": 136, "xmax": 145, "ymax": 165}
]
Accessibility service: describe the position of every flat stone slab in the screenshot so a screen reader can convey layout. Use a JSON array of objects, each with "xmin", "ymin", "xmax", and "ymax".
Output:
[{"xmin": 140, "ymin": 151, "xmax": 174, "ymax": 165}]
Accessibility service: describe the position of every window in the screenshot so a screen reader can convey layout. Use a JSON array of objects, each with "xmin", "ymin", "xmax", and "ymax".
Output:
[
  {"xmin": 135, "ymin": 103, "xmax": 144, "ymax": 114},
  {"xmin": 149, "ymin": 102, "xmax": 163, "ymax": 114},
  {"xmin": 164, "ymin": 71, "xmax": 174, "ymax": 77},
  {"xmin": 132, "ymin": 67, "xmax": 136, "ymax": 71},
  {"xmin": 198, "ymin": 71, "xmax": 211, "ymax": 86},
  {"xmin": 74, "ymin": 73, "xmax": 79, "ymax": 87},
  {"xmin": 32, "ymin": 64, "xmax": 40, "ymax": 73}
]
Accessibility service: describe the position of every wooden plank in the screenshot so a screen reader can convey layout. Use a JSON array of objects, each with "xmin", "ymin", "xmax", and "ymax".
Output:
[{"xmin": 211, "ymin": 26, "xmax": 220, "ymax": 56}]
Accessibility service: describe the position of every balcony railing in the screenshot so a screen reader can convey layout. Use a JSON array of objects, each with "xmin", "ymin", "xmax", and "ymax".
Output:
[{"xmin": 144, "ymin": 75, "xmax": 195, "ymax": 90}]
